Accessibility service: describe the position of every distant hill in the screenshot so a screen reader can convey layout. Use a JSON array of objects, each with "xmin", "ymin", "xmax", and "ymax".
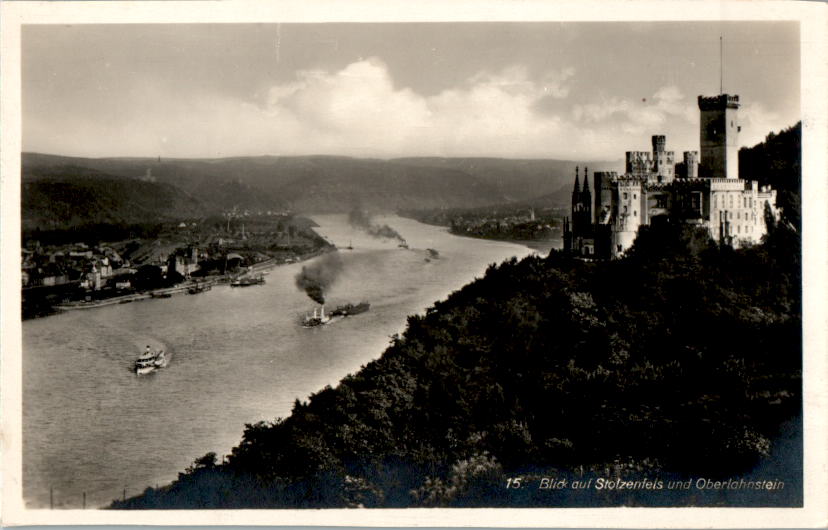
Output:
[
  {"xmin": 22, "ymin": 175, "xmax": 204, "ymax": 231},
  {"xmin": 271, "ymin": 157, "xmax": 505, "ymax": 212},
  {"xmin": 524, "ymin": 185, "xmax": 573, "ymax": 211},
  {"xmin": 22, "ymin": 153, "xmax": 617, "ymax": 215},
  {"xmin": 394, "ymin": 157, "xmax": 620, "ymax": 203},
  {"xmin": 23, "ymin": 154, "xmax": 285, "ymax": 215}
]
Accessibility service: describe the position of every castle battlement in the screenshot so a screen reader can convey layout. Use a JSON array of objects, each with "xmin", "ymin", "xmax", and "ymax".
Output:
[
  {"xmin": 708, "ymin": 178, "xmax": 755, "ymax": 191},
  {"xmin": 698, "ymin": 94, "xmax": 740, "ymax": 110}
]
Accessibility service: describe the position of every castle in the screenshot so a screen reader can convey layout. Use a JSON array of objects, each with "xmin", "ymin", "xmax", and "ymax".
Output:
[{"xmin": 564, "ymin": 94, "xmax": 777, "ymax": 259}]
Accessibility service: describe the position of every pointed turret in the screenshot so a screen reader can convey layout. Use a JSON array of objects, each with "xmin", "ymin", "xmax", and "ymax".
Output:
[
  {"xmin": 572, "ymin": 165, "xmax": 580, "ymax": 196},
  {"xmin": 582, "ymin": 167, "xmax": 590, "ymax": 194}
]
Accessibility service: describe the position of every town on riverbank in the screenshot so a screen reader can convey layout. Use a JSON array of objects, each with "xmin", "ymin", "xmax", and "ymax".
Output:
[
  {"xmin": 402, "ymin": 203, "xmax": 565, "ymax": 251},
  {"xmin": 21, "ymin": 212, "xmax": 333, "ymax": 319}
]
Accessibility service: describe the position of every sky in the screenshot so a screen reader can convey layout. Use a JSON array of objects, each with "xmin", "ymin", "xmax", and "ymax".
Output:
[{"xmin": 22, "ymin": 22, "xmax": 800, "ymax": 160}]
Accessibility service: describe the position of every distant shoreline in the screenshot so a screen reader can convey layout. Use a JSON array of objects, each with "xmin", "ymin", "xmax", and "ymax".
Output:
[
  {"xmin": 442, "ymin": 228, "xmax": 561, "ymax": 255},
  {"xmin": 397, "ymin": 213, "xmax": 562, "ymax": 255}
]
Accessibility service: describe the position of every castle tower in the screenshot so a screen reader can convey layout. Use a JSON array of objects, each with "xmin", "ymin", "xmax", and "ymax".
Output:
[
  {"xmin": 652, "ymin": 135, "xmax": 666, "ymax": 153},
  {"xmin": 698, "ymin": 94, "xmax": 740, "ymax": 179},
  {"xmin": 683, "ymin": 151, "xmax": 699, "ymax": 179},
  {"xmin": 651, "ymin": 135, "xmax": 675, "ymax": 182}
]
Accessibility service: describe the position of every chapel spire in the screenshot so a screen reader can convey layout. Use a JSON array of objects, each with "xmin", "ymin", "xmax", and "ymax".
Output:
[{"xmin": 573, "ymin": 166, "xmax": 581, "ymax": 198}]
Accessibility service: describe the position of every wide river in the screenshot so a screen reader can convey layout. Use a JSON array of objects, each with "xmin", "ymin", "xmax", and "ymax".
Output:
[{"xmin": 23, "ymin": 215, "xmax": 550, "ymax": 508}]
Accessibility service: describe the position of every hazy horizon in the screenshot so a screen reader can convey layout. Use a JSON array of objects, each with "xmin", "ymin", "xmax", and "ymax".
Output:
[
  {"xmin": 22, "ymin": 150, "xmax": 629, "ymax": 163},
  {"xmin": 24, "ymin": 22, "xmax": 799, "ymax": 160}
]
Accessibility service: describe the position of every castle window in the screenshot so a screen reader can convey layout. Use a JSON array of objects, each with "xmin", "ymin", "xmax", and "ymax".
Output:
[
  {"xmin": 623, "ymin": 192, "xmax": 628, "ymax": 200},
  {"xmin": 633, "ymin": 194, "xmax": 637, "ymax": 199},
  {"xmin": 623, "ymin": 205, "xmax": 628, "ymax": 214},
  {"xmin": 633, "ymin": 210, "xmax": 637, "ymax": 216}
]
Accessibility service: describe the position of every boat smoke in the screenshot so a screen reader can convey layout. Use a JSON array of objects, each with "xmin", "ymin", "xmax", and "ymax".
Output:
[
  {"xmin": 295, "ymin": 252, "xmax": 344, "ymax": 304},
  {"xmin": 348, "ymin": 208, "xmax": 406, "ymax": 243}
]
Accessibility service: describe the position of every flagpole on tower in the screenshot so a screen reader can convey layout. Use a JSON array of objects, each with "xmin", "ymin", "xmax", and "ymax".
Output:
[{"xmin": 720, "ymin": 35, "xmax": 723, "ymax": 95}]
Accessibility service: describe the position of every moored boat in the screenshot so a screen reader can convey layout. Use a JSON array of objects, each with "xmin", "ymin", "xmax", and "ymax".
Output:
[
  {"xmin": 188, "ymin": 282, "xmax": 212, "ymax": 294},
  {"xmin": 230, "ymin": 275, "xmax": 265, "ymax": 287}
]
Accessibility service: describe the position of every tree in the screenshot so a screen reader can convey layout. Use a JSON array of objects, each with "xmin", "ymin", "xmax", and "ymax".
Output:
[
  {"xmin": 131, "ymin": 265, "xmax": 164, "ymax": 291},
  {"xmin": 165, "ymin": 270, "xmax": 185, "ymax": 286}
]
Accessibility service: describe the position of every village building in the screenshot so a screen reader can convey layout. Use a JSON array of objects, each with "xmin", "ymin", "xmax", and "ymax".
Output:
[{"xmin": 167, "ymin": 246, "xmax": 201, "ymax": 278}]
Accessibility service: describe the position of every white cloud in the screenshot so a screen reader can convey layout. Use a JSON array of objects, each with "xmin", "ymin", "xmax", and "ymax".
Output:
[
  {"xmin": 28, "ymin": 59, "xmax": 785, "ymax": 161},
  {"xmin": 738, "ymin": 101, "xmax": 783, "ymax": 148},
  {"xmin": 572, "ymin": 85, "xmax": 696, "ymax": 135},
  {"xmin": 32, "ymin": 58, "xmax": 566, "ymax": 158}
]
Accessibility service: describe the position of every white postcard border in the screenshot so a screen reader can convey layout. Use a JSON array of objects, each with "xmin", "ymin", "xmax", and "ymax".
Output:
[{"xmin": 2, "ymin": 1, "xmax": 826, "ymax": 527}]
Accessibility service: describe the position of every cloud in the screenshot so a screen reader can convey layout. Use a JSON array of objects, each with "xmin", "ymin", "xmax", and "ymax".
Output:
[
  {"xmin": 254, "ymin": 59, "xmax": 574, "ymax": 157},
  {"xmin": 27, "ymin": 58, "xmax": 583, "ymax": 158},
  {"xmin": 572, "ymin": 85, "xmax": 695, "ymax": 134},
  {"xmin": 738, "ymin": 101, "xmax": 783, "ymax": 148},
  {"xmin": 25, "ymin": 58, "xmax": 785, "ymax": 161}
]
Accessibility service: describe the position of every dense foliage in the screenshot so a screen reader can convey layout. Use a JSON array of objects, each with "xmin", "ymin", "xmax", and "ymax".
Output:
[
  {"xmin": 739, "ymin": 122, "xmax": 801, "ymax": 227},
  {"xmin": 22, "ymin": 175, "xmax": 204, "ymax": 231},
  {"xmin": 112, "ymin": 216, "xmax": 801, "ymax": 509}
]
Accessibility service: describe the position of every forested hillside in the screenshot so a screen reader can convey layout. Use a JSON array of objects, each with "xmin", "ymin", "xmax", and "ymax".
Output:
[
  {"xmin": 740, "ymin": 122, "xmax": 801, "ymax": 227},
  {"xmin": 112, "ymin": 215, "xmax": 801, "ymax": 508},
  {"xmin": 22, "ymin": 175, "xmax": 204, "ymax": 231}
]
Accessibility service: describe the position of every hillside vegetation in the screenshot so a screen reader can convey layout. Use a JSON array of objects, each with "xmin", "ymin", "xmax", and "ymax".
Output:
[
  {"xmin": 22, "ymin": 175, "xmax": 204, "ymax": 231},
  {"xmin": 739, "ymin": 122, "xmax": 801, "ymax": 227},
  {"xmin": 111, "ymin": 215, "xmax": 801, "ymax": 508}
]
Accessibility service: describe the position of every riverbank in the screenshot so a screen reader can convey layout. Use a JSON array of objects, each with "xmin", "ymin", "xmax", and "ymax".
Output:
[
  {"xmin": 30, "ymin": 246, "xmax": 335, "ymax": 318},
  {"xmin": 398, "ymin": 213, "xmax": 561, "ymax": 254},
  {"xmin": 453, "ymin": 233, "xmax": 561, "ymax": 255}
]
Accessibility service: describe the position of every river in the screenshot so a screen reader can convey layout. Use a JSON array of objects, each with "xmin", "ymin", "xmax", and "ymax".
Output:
[{"xmin": 22, "ymin": 215, "xmax": 544, "ymax": 508}]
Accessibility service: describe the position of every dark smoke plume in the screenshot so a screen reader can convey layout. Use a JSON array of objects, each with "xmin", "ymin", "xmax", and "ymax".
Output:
[
  {"xmin": 295, "ymin": 252, "xmax": 344, "ymax": 304},
  {"xmin": 348, "ymin": 207, "xmax": 405, "ymax": 243}
]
